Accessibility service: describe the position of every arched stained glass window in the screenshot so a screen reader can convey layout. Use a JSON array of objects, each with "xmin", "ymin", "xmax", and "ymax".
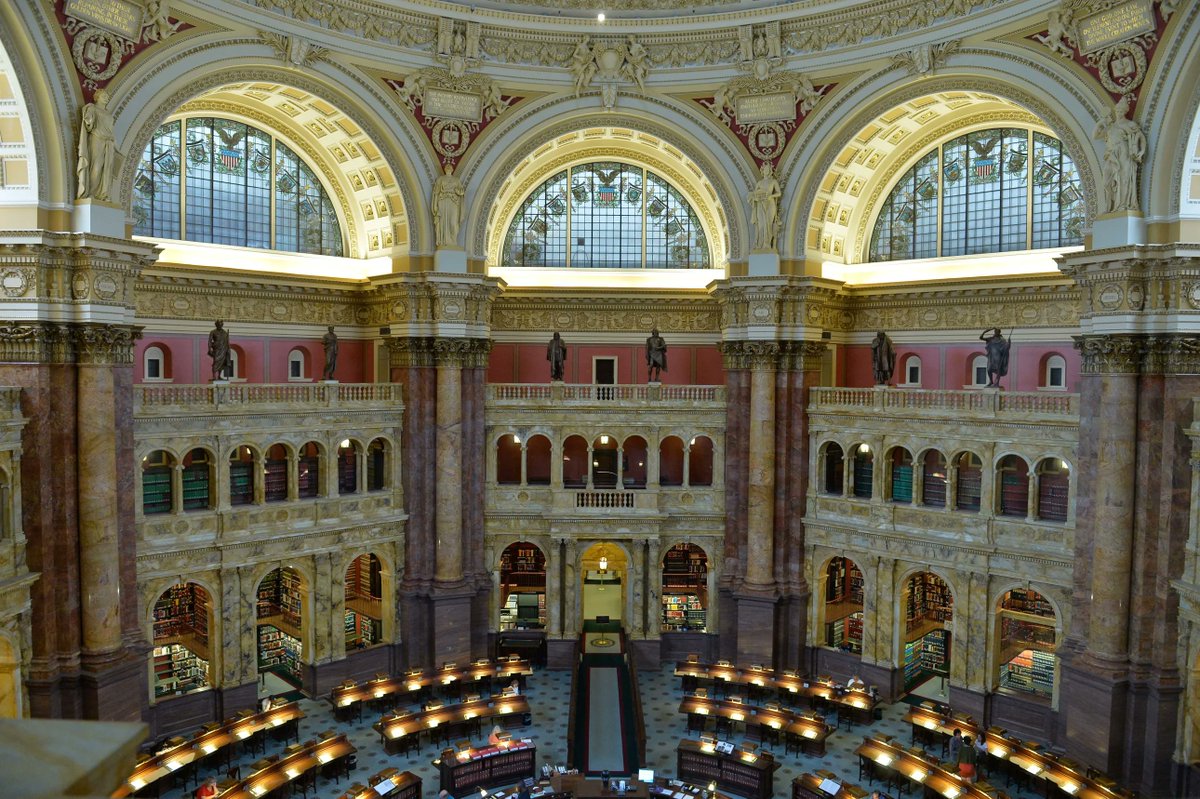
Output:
[
  {"xmin": 869, "ymin": 127, "xmax": 1083, "ymax": 262},
  {"xmin": 502, "ymin": 161, "xmax": 710, "ymax": 269},
  {"xmin": 133, "ymin": 117, "xmax": 344, "ymax": 257}
]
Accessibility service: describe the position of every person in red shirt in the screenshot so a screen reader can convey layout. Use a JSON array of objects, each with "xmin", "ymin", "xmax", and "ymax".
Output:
[{"xmin": 195, "ymin": 776, "xmax": 219, "ymax": 799}]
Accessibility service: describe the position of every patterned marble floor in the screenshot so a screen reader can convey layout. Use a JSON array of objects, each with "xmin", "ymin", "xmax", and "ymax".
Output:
[{"xmin": 152, "ymin": 665, "xmax": 1050, "ymax": 799}]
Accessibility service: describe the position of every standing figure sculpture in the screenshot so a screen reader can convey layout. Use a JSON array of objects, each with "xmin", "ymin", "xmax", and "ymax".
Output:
[
  {"xmin": 871, "ymin": 331, "xmax": 896, "ymax": 385},
  {"xmin": 646, "ymin": 327, "xmax": 668, "ymax": 382},
  {"xmin": 749, "ymin": 162, "xmax": 782, "ymax": 251},
  {"xmin": 77, "ymin": 89, "xmax": 116, "ymax": 201},
  {"xmin": 1093, "ymin": 94, "xmax": 1146, "ymax": 213},
  {"xmin": 979, "ymin": 328, "xmax": 1011, "ymax": 388},
  {"xmin": 547, "ymin": 332, "xmax": 567, "ymax": 381},
  {"xmin": 322, "ymin": 326, "xmax": 339, "ymax": 381},
  {"xmin": 208, "ymin": 320, "xmax": 232, "ymax": 381},
  {"xmin": 431, "ymin": 163, "xmax": 465, "ymax": 247}
]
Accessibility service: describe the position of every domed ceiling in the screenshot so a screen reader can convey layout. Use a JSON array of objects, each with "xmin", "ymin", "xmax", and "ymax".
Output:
[{"xmin": 392, "ymin": 0, "xmax": 866, "ymax": 22}]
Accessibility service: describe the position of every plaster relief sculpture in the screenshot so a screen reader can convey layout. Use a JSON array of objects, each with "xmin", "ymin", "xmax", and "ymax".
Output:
[
  {"xmin": 77, "ymin": 89, "xmax": 117, "ymax": 201},
  {"xmin": 432, "ymin": 163, "xmax": 465, "ymax": 247},
  {"xmin": 1093, "ymin": 94, "xmax": 1145, "ymax": 213},
  {"xmin": 749, "ymin": 162, "xmax": 782, "ymax": 251}
]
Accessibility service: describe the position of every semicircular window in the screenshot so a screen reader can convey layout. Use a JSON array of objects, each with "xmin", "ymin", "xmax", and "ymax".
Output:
[
  {"xmin": 501, "ymin": 161, "xmax": 710, "ymax": 269},
  {"xmin": 869, "ymin": 128, "xmax": 1083, "ymax": 262},
  {"xmin": 133, "ymin": 117, "xmax": 343, "ymax": 257}
]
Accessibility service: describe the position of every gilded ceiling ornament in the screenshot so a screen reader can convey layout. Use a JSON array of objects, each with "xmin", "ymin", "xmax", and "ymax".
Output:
[
  {"xmin": 258, "ymin": 30, "xmax": 330, "ymax": 68},
  {"xmin": 435, "ymin": 18, "xmax": 482, "ymax": 78},
  {"xmin": 386, "ymin": 67, "xmax": 516, "ymax": 166},
  {"xmin": 892, "ymin": 40, "xmax": 960, "ymax": 76},
  {"xmin": 569, "ymin": 35, "xmax": 650, "ymax": 109},
  {"xmin": 60, "ymin": 0, "xmax": 186, "ymax": 94}
]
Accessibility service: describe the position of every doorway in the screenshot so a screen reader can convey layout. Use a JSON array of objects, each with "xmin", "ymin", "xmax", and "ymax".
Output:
[
  {"xmin": 581, "ymin": 542, "xmax": 626, "ymax": 624},
  {"xmin": 594, "ymin": 357, "xmax": 616, "ymax": 400}
]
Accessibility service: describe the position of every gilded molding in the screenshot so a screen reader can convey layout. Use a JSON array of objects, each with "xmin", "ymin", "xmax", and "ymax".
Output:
[
  {"xmin": 1075, "ymin": 334, "xmax": 1142, "ymax": 375},
  {"xmin": 0, "ymin": 321, "xmax": 141, "ymax": 365},
  {"xmin": 0, "ymin": 236, "xmax": 150, "ymax": 310},
  {"xmin": 137, "ymin": 271, "xmax": 369, "ymax": 325},
  {"xmin": 386, "ymin": 337, "xmax": 436, "ymax": 368},
  {"xmin": 490, "ymin": 294, "xmax": 719, "ymax": 334}
]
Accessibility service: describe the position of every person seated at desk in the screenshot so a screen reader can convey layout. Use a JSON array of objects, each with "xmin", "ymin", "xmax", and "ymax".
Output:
[
  {"xmin": 517, "ymin": 783, "xmax": 532, "ymax": 799},
  {"xmin": 846, "ymin": 674, "xmax": 866, "ymax": 691},
  {"xmin": 195, "ymin": 777, "xmax": 219, "ymax": 799},
  {"xmin": 439, "ymin": 790, "xmax": 455, "ymax": 799},
  {"xmin": 489, "ymin": 725, "xmax": 505, "ymax": 745},
  {"xmin": 507, "ymin": 679, "xmax": 521, "ymax": 695}
]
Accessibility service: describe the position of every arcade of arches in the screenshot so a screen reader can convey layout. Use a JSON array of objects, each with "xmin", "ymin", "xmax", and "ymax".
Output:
[{"xmin": 2, "ymin": 0, "xmax": 1200, "ymax": 795}]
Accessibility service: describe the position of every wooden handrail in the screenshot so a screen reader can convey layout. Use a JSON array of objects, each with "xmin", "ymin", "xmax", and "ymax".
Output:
[
  {"xmin": 620, "ymin": 628, "xmax": 648, "ymax": 765},
  {"xmin": 566, "ymin": 636, "xmax": 582, "ymax": 768}
]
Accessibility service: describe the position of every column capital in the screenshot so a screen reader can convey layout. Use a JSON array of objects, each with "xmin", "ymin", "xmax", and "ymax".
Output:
[
  {"xmin": 709, "ymin": 275, "xmax": 843, "ymax": 341},
  {"xmin": 0, "ymin": 321, "xmax": 142, "ymax": 365},
  {"xmin": 433, "ymin": 336, "xmax": 492, "ymax": 368},
  {"xmin": 1074, "ymin": 334, "xmax": 1144, "ymax": 375},
  {"xmin": 1074, "ymin": 333, "xmax": 1200, "ymax": 375}
]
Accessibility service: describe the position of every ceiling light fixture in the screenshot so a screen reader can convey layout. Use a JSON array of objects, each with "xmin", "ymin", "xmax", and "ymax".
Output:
[{"xmin": 597, "ymin": 12, "xmax": 605, "ymax": 22}]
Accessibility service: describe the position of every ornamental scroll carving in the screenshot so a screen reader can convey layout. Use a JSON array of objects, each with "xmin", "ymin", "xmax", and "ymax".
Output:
[
  {"xmin": 386, "ymin": 68, "xmax": 517, "ymax": 167},
  {"xmin": 59, "ymin": 0, "xmax": 189, "ymax": 97},
  {"xmin": 702, "ymin": 67, "xmax": 830, "ymax": 168},
  {"xmin": 892, "ymin": 40, "xmax": 960, "ymax": 76},
  {"xmin": 258, "ymin": 30, "xmax": 329, "ymax": 67},
  {"xmin": 569, "ymin": 35, "xmax": 650, "ymax": 109},
  {"xmin": 0, "ymin": 321, "xmax": 139, "ymax": 364}
]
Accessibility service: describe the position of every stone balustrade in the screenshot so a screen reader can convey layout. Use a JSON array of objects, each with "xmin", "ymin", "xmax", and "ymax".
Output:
[
  {"xmin": 486, "ymin": 383, "xmax": 724, "ymax": 406},
  {"xmin": 810, "ymin": 386, "xmax": 1078, "ymax": 418},
  {"xmin": 134, "ymin": 382, "xmax": 401, "ymax": 412}
]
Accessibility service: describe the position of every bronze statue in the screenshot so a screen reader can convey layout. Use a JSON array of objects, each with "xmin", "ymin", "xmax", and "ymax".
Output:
[
  {"xmin": 547, "ymin": 331, "xmax": 567, "ymax": 381},
  {"xmin": 646, "ymin": 327, "xmax": 667, "ymax": 382},
  {"xmin": 979, "ymin": 327, "xmax": 1011, "ymax": 387},
  {"xmin": 322, "ymin": 326, "xmax": 339, "ymax": 380},
  {"xmin": 871, "ymin": 331, "xmax": 896, "ymax": 385},
  {"xmin": 208, "ymin": 320, "xmax": 232, "ymax": 381}
]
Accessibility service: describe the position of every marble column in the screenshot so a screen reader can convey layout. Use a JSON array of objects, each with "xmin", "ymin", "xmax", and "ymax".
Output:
[
  {"xmin": 546, "ymin": 540, "xmax": 562, "ymax": 638},
  {"xmin": 434, "ymin": 340, "xmax": 465, "ymax": 584},
  {"xmin": 744, "ymin": 342, "xmax": 779, "ymax": 588}
]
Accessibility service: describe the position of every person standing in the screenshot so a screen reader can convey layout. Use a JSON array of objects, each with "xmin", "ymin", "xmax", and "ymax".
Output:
[
  {"xmin": 959, "ymin": 735, "xmax": 977, "ymax": 781},
  {"xmin": 948, "ymin": 727, "xmax": 963, "ymax": 764}
]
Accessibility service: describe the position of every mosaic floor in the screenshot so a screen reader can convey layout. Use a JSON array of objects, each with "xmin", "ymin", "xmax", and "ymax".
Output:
[{"xmin": 153, "ymin": 665, "xmax": 1050, "ymax": 799}]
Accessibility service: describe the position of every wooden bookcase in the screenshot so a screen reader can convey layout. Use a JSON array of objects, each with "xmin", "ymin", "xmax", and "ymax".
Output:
[{"xmin": 438, "ymin": 744, "xmax": 536, "ymax": 793}]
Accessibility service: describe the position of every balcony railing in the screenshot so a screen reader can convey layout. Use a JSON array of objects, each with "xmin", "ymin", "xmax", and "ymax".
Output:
[
  {"xmin": 809, "ymin": 387, "xmax": 1078, "ymax": 418},
  {"xmin": 487, "ymin": 383, "xmax": 724, "ymax": 405},
  {"xmin": 134, "ymin": 383, "xmax": 402, "ymax": 413}
]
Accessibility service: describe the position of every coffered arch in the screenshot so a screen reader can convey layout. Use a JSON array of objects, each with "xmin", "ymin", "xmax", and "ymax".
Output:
[
  {"xmin": 781, "ymin": 51, "xmax": 1106, "ymax": 277},
  {"xmin": 462, "ymin": 94, "xmax": 751, "ymax": 273},
  {"xmin": 111, "ymin": 40, "xmax": 432, "ymax": 258}
]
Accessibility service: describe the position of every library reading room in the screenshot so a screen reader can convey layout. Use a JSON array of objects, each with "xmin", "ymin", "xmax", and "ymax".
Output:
[{"xmin": 1, "ymin": 0, "xmax": 1200, "ymax": 797}]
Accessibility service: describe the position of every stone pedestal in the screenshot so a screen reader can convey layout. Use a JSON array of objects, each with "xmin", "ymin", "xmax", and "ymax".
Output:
[
  {"xmin": 434, "ymin": 248, "xmax": 468, "ymax": 273},
  {"xmin": 430, "ymin": 587, "xmax": 476, "ymax": 666},
  {"xmin": 747, "ymin": 251, "xmax": 780, "ymax": 276},
  {"xmin": 731, "ymin": 588, "xmax": 778, "ymax": 666}
]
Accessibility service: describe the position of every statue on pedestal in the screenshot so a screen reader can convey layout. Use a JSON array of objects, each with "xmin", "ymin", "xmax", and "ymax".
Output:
[
  {"xmin": 208, "ymin": 321, "xmax": 232, "ymax": 381},
  {"xmin": 322, "ymin": 326, "xmax": 339, "ymax": 380},
  {"xmin": 979, "ymin": 327, "xmax": 1011, "ymax": 388},
  {"xmin": 871, "ymin": 331, "xmax": 896, "ymax": 385},
  {"xmin": 646, "ymin": 327, "xmax": 668, "ymax": 382},
  {"xmin": 547, "ymin": 332, "xmax": 567, "ymax": 381},
  {"xmin": 432, "ymin": 163, "xmax": 465, "ymax": 247},
  {"xmin": 76, "ymin": 89, "xmax": 116, "ymax": 201},
  {"xmin": 749, "ymin": 162, "xmax": 781, "ymax": 250}
]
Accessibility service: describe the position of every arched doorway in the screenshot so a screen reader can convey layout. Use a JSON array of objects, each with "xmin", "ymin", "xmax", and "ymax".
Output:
[
  {"xmin": 151, "ymin": 582, "xmax": 212, "ymax": 699},
  {"xmin": 661, "ymin": 543, "xmax": 707, "ymax": 632},
  {"xmin": 345, "ymin": 554, "xmax": 383, "ymax": 649},
  {"xmin": 822, "ymin": 557, "xmax": 863, "ymax": 655},
  {"xmin": 581, "ymin": 542, "xmax": 626, "ymax": 624},
  {"xmin": 901, "ymin": 571, "xmax": 953, "ymax": 694},
  {"xmin": 995, "ymin": 588, "xmax": 1057, "ymax": 700},
  {"xmin": 499, "ymin": 542, "xmax": 547, "ymax": 630},
  {"xmin": 256, "ymin": 567, "xmax": 305, "ymax": 694}
]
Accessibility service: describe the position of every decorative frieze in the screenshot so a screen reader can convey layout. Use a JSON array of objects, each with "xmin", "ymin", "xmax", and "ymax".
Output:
[
  {"xmin": 711, "ymin": 276, "xmax": 842, "ymax": 340},
  {"xmin": 0, "ymin": 235, "xmax": 151, "ymax": 311},
  {"xmin": 432, "ymin": 336, "xmax": 492, "ymax": 368}
]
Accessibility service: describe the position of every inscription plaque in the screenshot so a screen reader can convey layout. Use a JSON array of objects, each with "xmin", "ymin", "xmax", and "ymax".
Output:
[
  {"xmin": 65, "ymin": 0, "xmax": 143, "ymax": 40},
  {"xmin": 1076, "ymin": 0, "xmax": 1154, "ymax": 54},
  {"xmin": 735, "ymin": 92, "xmax": 795, "ymax": 124},
  {"xmin": 424, "ymin": 88, "xmax": 482, "ymax": 123}
]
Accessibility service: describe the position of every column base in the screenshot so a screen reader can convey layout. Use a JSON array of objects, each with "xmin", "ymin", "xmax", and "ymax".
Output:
[
  {"xmin": 430, "ymin": 584, "xmax": 477, "ymax": 666},
  {"xmin": 731, "ymin": 586, "xmax": 779, "ymax": 666},
  {"xmin": 304, "ymin": 645, "xmax": 397, "ymax": 697},
  {"xmin": 546, "ymin": 638, "xmax": 578, "ymax": 669},
  {"xmin": 80, "ymin": 654, "xmax": 146, "ymax": 722},
  {"xmin": 1059, "ymin": 656, "xmax": 1129, "ymax": 775}
]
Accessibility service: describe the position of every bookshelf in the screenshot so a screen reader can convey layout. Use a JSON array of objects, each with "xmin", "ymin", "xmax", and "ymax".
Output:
[
  {"xmin": 181, "ymin": 460, "xmax": 210, "ymax": 511},
  {"xmin": 258, "ymin": 569, "xmax": 303, "ymax": 629},
  {"xmin": 298, "ymin": 451, "xmax": 319, "ymax": 498},
  {"xmin": 904, "ymin": 573, "xmax": 952, "ymax": 633},
  {"xmin": 258, "ymin": 624, "xmax": 302, "ymax": 680},
  {"xmin": 922, "ymin": 455, "xmax": 947, "ymax": 507},
  {"xmin": 153, "ymin": 642, "xmax": 209, "ymax": 698},
  {"xmin": 1000, "ymin": 649, "xmax": 1055, "ymax": 697},
  {"xmin": 500, "ymin": 545, "xmax": 546, "ymax": 590},
  {"xmin": 677, "ymin": 740, "xmax": 779, "ymax": 799},
  {"xmin": 338, "ymin": 447, "xmax": 357, "ymax": 493},
  {"xmin": 264, "ymin": 459, "xmax": 288, "ymax": 502},
  {"xmin": 1000, "ymin": 588, "xmax": 1054, "ymax": 617},
  {"xmin": 825, "ymin": 611, "xmax": 863, "ymax": 653},
  {"xmin": 956, "ymin": 458, "xmax": 982, "ymax": 511},
  {"xmin": 1038, "ymin": 470, "xmax": 1070, "ymax": 521},
  {"xmin": 229, "ymin": 460, "xmax": 253, "ymax": 505},
  {"xmin": 345, "ymin": 610, "xmax": 381, "ymax": 647},
  {"xmin": 902, "ymin": 629, "xmax": 950, "ymax": 689},
  {"xmin": 500, "ymin": 592, "xmax": 546, "ymax": 631},
  {"xmin": 438, "ymin": 743, "xmax": 536, "ymax": 793},
  {"xmin": 891, "ymin": 462, "xmax": 913, "ymax": 503},
  {"xmin": 1000, "ymin": 470, "xmax": 1029, "ymax": 517},
  {"xmin": 662, "ymin": 544, "xmax": 707, "ymax": 632},
  {"xmin": 153, "ymin": 583, "xmax": 210, "ymax": 650},
  {"xmin": 852, "ymin": 455, "xmax": 872, "ymax": 498},
  {"xmin": 142, "ymin": 468, "xmax": 172, "ymax": 515},
  {"xmin": 662, "ymin": 593, "xmax": 706, "ymax": 632}
]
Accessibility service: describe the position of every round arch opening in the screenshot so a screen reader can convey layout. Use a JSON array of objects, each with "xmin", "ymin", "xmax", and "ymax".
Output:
[
  {"xmin": 500, "ymin": 542, "xmax": 547, "ymax": 631},
  {"xmin": 821, "ymin": 556, "xmax": 863, "ymax": 656},
  {"xmin": 901, "ymin": 571, "xmax": 952, "ymax": 694},
  {"xmin": 345, "ymin": 553, "xmax": 385, "ymax": 649},
  {"xmin": 996, "ymin": 587, "xmax": 1058, "ymax": 700},
  {"xmin": 256, "ymin": 566, "xmax": 306, "ymax": 692},
  {"xmin": 661, "ymin": 543, "xmax": 708, "ymax": 633},
  {"xmin": 151, "ymin": 582, "xmax": 212, "ymax": 699}
]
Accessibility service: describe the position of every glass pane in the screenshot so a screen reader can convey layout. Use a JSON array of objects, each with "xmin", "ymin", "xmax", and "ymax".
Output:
[
  {"xmin": 133, "ymin": 120, "xmax": 180, "ymax": 239},
  {"xmin": 501, "ymin": 170, "xmax": 568, "ymax": 267},
  {"xmin": 870, "ymin": 150, "xmax": 937, "ymax": 261},
  {"xmin": 572, "ymin": 162, "xmax": 642, "ymax": 267},
  {"xmin": 1032, "ymin": 132, "xmax": 1085, "ymax": 248},
  {"xmin": 646, "ymin": 171, "xmax": 710, "ymax": 268},
  {"xmin": 185, "ymin": 118, "xmax": 214, "ymax": 243}
]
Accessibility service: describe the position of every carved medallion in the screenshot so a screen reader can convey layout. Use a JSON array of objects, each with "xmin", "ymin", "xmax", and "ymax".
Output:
[{"xmin": 1, "ymin": 269, "xmax": 28, "ymax": 298}]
